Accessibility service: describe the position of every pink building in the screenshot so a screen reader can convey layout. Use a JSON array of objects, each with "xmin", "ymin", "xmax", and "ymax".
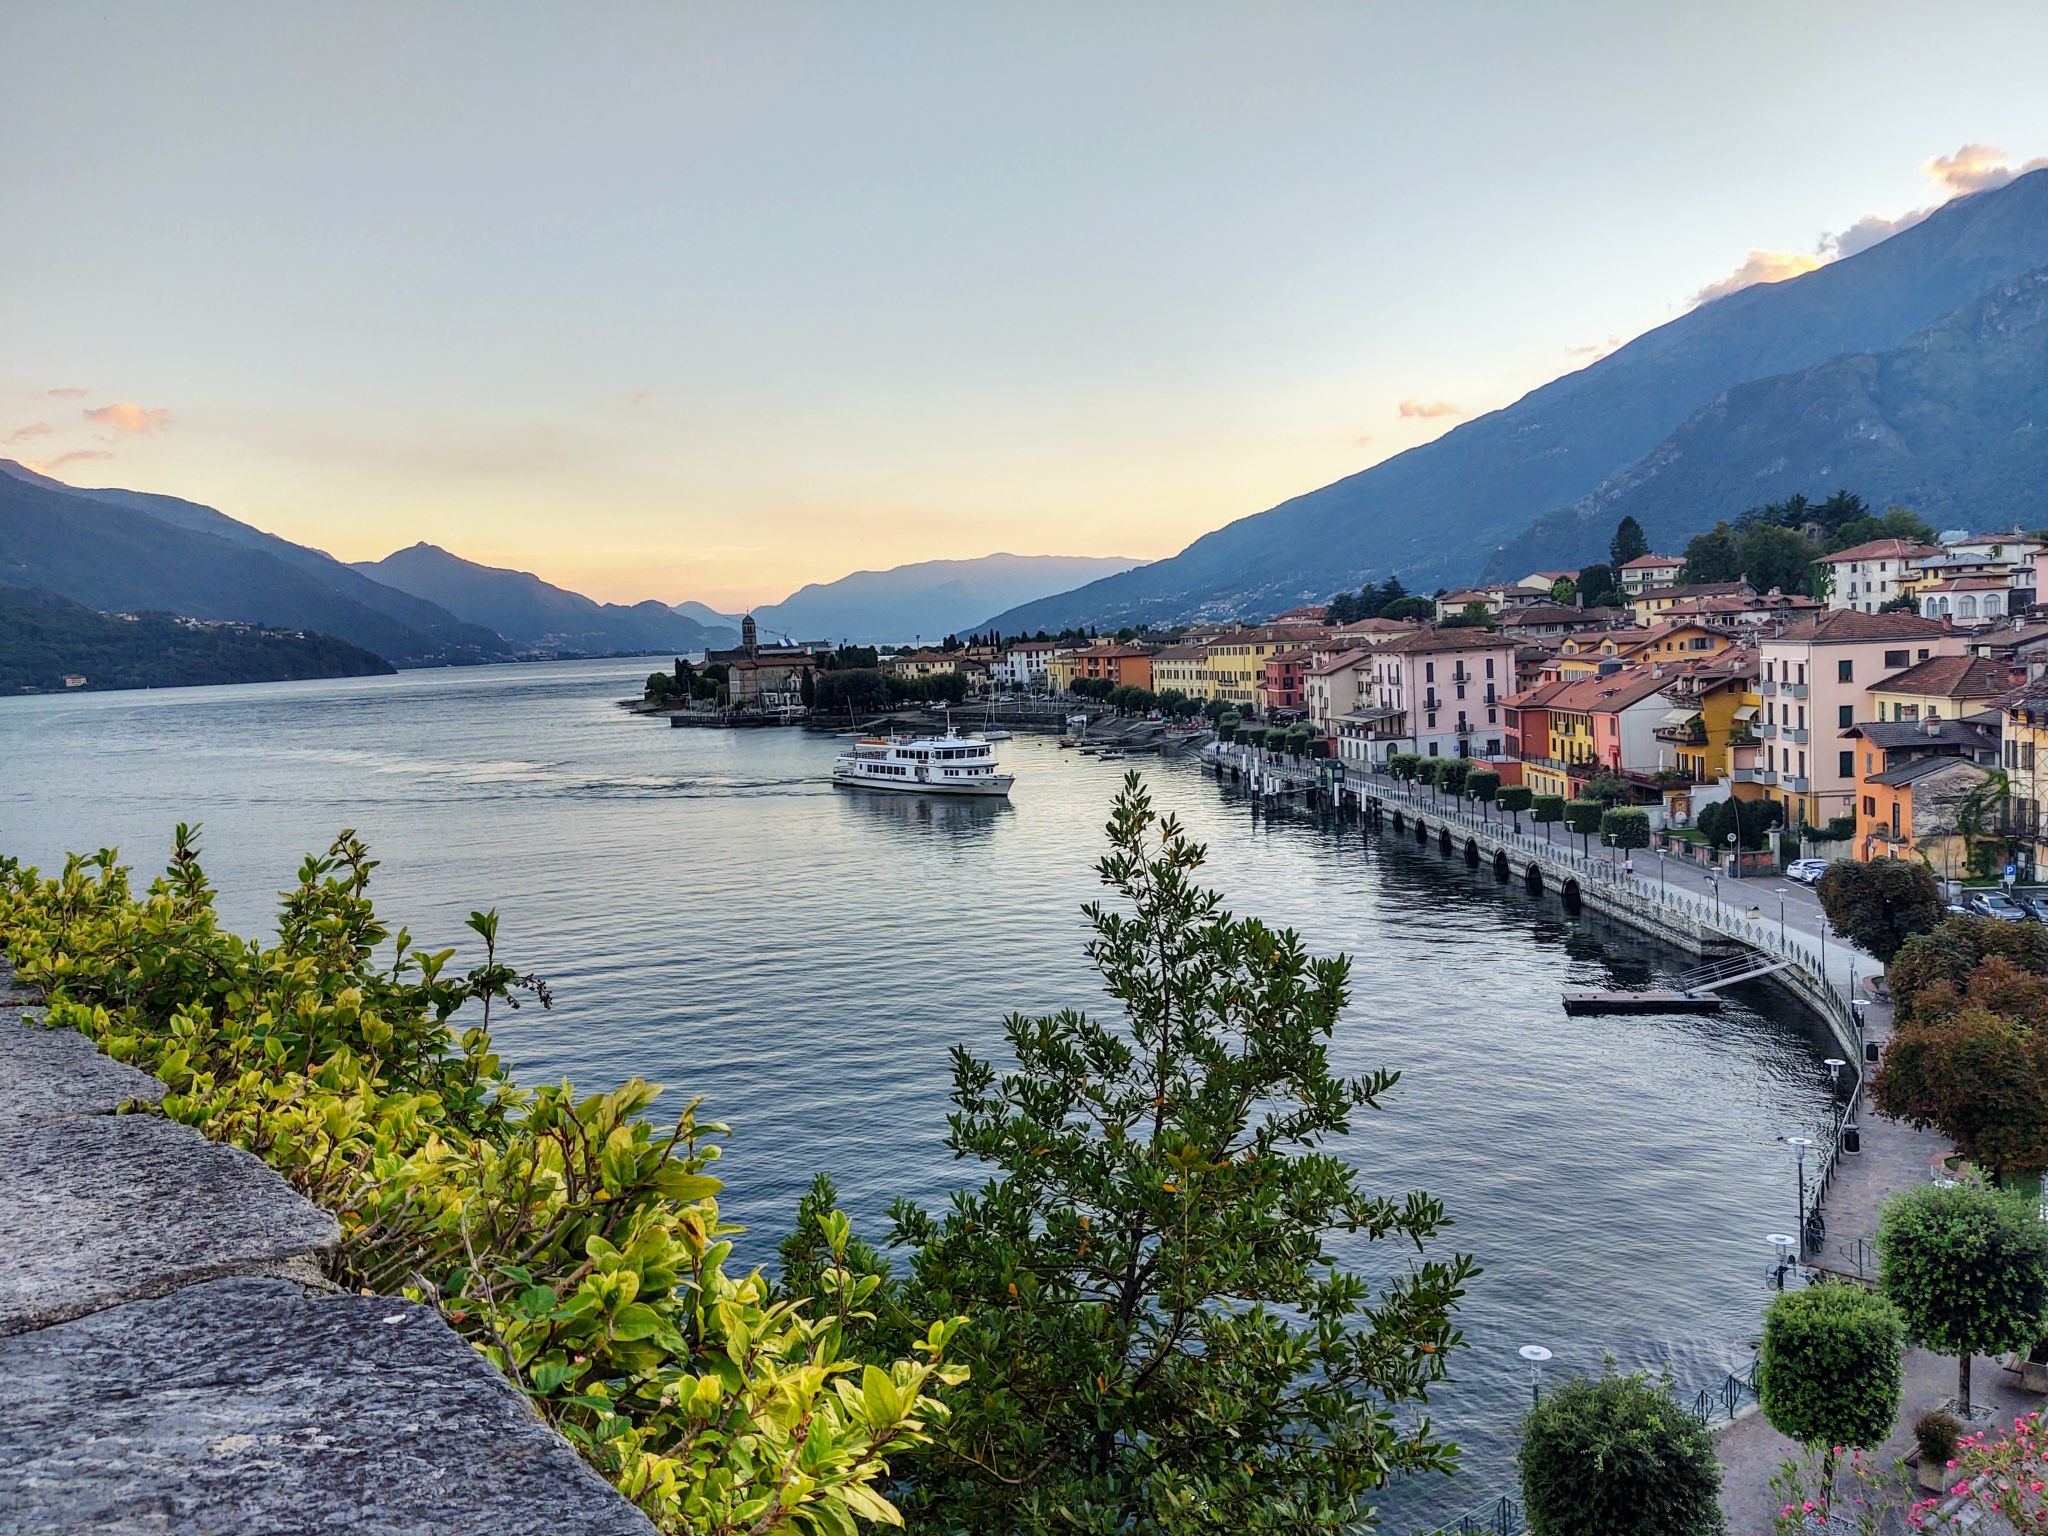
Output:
[{"xmin": 1336, "ymin": 627, "xmax": 1519, "ymax": 770}]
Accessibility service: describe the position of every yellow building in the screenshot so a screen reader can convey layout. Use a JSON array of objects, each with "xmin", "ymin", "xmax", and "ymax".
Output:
[
  {"xmin": 1867, "ymin": 654, "xmax": 2015, "ymax": 724},
  {"xmin": 1556, "ymin": 621, "xmax": 1731, "ymax": 679},
  {"xmin": 1202, "ymin": 626, "xmax": 1326, "ymax": 711},
  {"xmin": 1043, "ymin": 650, "xmax": 1083, "ymax": 695},
  {"xmin": 1630, "ymin": 580, "xmax": 1755, "ymax": 624},
  {"xmin": 2004, "ymin": 688, "xmax": 2048, "ymax": 880},
  {"xmin": 1652, "ymin": 659, "xmax": 1759, "ymax": 785},
  {"xmin": 1150, "ymin": 643, "xmax": 1213, "ymax": 701}
]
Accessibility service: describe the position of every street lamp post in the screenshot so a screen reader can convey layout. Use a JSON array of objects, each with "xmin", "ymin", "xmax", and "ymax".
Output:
[
  {"xmin": 1658, "ymin": 851, "xmax": 1667, "ymax": 899},
  {"xmin": 1781, "ymin": 1136, "xmax": 1815, "ymax": 1260},
  {"xmin": 1708, "ymin": 872, "xmax": 1720, "ymax": 922},
  {"xmin": 1727, "ymin": 830, "xmax": 1739, "ymax": 880},
  {"xmin": 1518, "ymin": 1344, "xmax": 1552, "ymax": 1407},
  {"xmin": 1824, "ymin": 1059, "xmax": 1847, "ymax": 1144},
  {"xmin": 1773, "ymin": 888, "xmax": 1789, "ymax": 948}
]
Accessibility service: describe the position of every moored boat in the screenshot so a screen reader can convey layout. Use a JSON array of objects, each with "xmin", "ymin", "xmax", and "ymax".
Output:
[{"xmin": 832, "ymin": 727, "xmax": 1014, "ymax": 797}]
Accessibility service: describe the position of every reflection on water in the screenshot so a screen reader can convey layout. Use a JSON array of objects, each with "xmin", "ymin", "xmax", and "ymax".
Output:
[{"xmin": 0, "ymin": 659, "xmax": 1836, "ymax": 1527}]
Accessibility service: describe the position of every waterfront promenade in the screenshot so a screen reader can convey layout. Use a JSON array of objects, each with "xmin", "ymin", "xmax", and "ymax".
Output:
[{"xmin": 1213, "ymin": 750, "xmax": 1979, "ymax": 1536}]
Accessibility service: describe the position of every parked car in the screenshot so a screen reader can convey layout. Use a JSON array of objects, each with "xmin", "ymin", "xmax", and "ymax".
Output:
[
  {"xmin": 1785, "ymin": 859, "xmax": 1829, "ymax": 885},
  {"xmin": 1965, "ymin": 889, "xmax": 2030, "ymax": 922},
  {"xmin": 2014, "ymin": 891, "xmax": 2048, "ymax": 924}
]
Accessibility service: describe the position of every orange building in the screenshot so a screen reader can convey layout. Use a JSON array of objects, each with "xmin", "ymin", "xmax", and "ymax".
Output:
[{"xmin": 1073, "ymin": 643, "xmax": 1153, "ymax": 691}]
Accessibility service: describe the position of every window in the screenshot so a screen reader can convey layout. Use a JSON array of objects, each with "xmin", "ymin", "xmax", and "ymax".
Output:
[
  {"xmin": 1427, "ymin": 743, "xmax": 1440, "ymax": 757},
  {"xmin": 1837, "ymin": 659, "xmax": 1854, "ymax": 682},
  {"xmin": 1838, "ymin": 750, "xmax": 1854, "ymax": 778},
  {"xmin": 1863, "ymin": 795, "xmax": 1876, "ymax": 816},
  {"xmin": 1839, "ymin": 704, "xmax": 1853, "ymax": 728},
  {"xmin": 1917, "ymin": 649, "xmax": 1931, "ymax": 661},
  {"xmin": 1486, "ymin": 658, "xmax": 1495, "ymax": 677},
  {"xmin": 1884, "ymin": 649, "xmax": 1909, "ymax": 667},
  {"xmin": 1425, "ymin": 661, "xmax": 1435, "ymax": 682},
  {"xmin": 1487, "ymin": 738, "xmax": 1501, "ymax": 756}
]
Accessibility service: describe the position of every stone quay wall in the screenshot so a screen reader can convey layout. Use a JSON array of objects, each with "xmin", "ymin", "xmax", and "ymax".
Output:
[{"xmin": 0, "ymin": 962, "xmax": 657, "ymax": 1536}]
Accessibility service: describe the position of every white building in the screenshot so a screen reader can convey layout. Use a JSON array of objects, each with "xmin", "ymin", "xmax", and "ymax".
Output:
[
  {"xmin": 1817, "ymin": 538, "xmax": 1940, "ymax": 614},
  {"xmin": 992, "ymin": 640, "xmax": 1060, "ymax": 691}
]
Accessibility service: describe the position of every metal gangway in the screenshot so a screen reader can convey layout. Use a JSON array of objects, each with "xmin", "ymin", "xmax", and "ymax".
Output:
[{"xmin": 1674, "ymin": 950, "xmax": 1795, "ymax": 993}]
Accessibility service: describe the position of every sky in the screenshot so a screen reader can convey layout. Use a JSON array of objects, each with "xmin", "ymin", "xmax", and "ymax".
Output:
[{"xmin": 5, "ymin": 3, "xmax": 2048, "ymax": 610}]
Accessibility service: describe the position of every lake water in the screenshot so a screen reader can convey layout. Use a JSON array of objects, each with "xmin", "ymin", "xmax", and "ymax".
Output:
[{"xmin": 0, "ymin": 658, "xmax": 1839, "ymax": 1527}]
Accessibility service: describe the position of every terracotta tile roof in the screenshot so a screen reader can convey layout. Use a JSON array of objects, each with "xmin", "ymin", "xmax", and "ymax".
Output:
[
  {"xmin": 1150, "ymin": 643, "xmax": 1210, "ymax": 661},
  {"xmin": 1642, "ymin": 580, "xmax": 1755, "ymax": 601},
  {"xmin": 1817, "ymin": 538, "xmax": 1942, "ymax": 563},
  {"xmin": 1620, "ymin": 553, "xmax": 1683, "ymax": 570},
  {"xmin": 1380, "ymin": 626, "xmax": 1521, "ymax": 655},
  {"xmin": 1873, "ymin": 654, "xmax": 2017, "ymax": 698},
  {"xmin": 1766, "ymin": 609, "xmax": 1952, "ymax": 642},
  {"xmin": 1917, "ymin": 575, "xmax": 2012, "ymax": 593},
  {"xmin": 1545, "ymin": 667, "xmax": 1673, "ymax": 713},
  {"xmin": 1304, "ymin": 648, "xmax": 1372, "ymax": 675}
]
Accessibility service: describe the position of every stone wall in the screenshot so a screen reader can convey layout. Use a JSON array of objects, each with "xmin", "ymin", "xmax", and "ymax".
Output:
[{"xmin": 0, "ymin": 963, "xmax": 658, "ymax": 1536}]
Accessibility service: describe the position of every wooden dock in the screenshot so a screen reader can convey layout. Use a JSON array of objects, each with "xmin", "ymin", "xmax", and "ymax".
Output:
[{"xmin": 1562, "ymin": 989, "xmax": 1724, "ymax": 1015}]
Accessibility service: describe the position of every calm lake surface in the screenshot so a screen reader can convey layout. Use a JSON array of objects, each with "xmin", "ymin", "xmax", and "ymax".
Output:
[{"xmin": 0, "ymin": 658, "xmax": 1838, "ymax": 1526}]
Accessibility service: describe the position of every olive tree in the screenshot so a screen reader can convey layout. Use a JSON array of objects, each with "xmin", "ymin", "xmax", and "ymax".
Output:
[
  {"xmin": 1517, "ymin": 1369, "xmax": 1723, "ymax": 1536},
  {"xmin": 1759, "ymin": 1283, "xmax": 1905, "ymax": 1490},
  {"xmin": 1879, "ymin": 1181, "xmax": 2048, "ymax": 1416}
]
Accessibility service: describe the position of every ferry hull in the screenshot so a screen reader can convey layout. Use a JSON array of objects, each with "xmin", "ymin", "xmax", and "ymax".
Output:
[{"xmin": 832, "ymin": 771, "xmax": 1013, "ymax": 798}]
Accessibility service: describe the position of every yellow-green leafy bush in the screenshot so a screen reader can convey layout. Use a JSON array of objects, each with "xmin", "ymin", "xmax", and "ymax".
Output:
[{"xmin": 0, "ymin": 828, "xmax": 961, "ymax": 1535}]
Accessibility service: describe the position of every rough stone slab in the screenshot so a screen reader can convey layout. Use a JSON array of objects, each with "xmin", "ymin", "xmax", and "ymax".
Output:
[
  {"xmin": 0, "ymin": 1275, "xmax": 659, "ymax": 1536},
  {"xmin": 0, "ymin": 1114, "xmax": 338, "ymax": 1336},
  {"xmin": 0, "ymin": 1006, "xmax": 165, "ymax": 1128}
]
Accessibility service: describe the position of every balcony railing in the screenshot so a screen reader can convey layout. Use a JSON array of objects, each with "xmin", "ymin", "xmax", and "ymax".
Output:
[
  {"xmin": 1760, "ymin": 679, "xmax": 1777, "ymax": 695},
  {"xmin": 1783, "ymin": 682, "xmax": 1810, "ymax": 700},
  {"xmin": 1752, "ymin": 769, "xmax": 1778, "ymax": 785},
  {"xmin": 1783, "ymin": 727, "xmax": 1810, "ymax": 745},
  {"xmin": 1783, "ymin": 775, "xmax": 1811, "ymax": 792},
  {"xmin": 1730, "ymin": 767, "xmax": 1762, "ymax": 783},
  {"xmin": 1653, "ymin": 723, "xmax": 1708, "ymax": 745},
  {"xmin": 1757, "ymin": 721, "xmax": 1777, "ymax": 738}
]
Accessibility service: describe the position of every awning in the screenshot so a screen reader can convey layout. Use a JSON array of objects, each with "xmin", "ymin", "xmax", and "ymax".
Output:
[
  {"xmin": 1658, "ymin": 708, "xmax": 1700, "ymax": 727},
  {"xmin": 1732, "ymin": 704, "xmax": 1759, "ymax": 721}
]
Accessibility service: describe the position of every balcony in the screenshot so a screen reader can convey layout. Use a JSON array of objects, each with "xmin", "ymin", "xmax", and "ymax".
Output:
[
  {"xmin": 1752, "ymin": 769, "xmax": 1779, "ymax": 785},
  {"xmin": 1654, "ymin": 721, "xmax": 1708, "ymax": 745},
  {"xmin": 1783, "ymin": 775, "xmax": 1811, "ymax": 793},
  {"xmin": 1756, "ymin": 721, "xmax": 1778, "ymax": 738},
  {"xmin": 1783, "ymin": 683, "xmax": 1810, "ymax": 700},
  {"xmin": 1761, "ymin": 679, "xmax": 1777, "ymax": 696},
  {"xmin": 1782, "ymin": 727, "xmax": 1809, "ymax": 745},
  {"xmin": 1730, "ymin": 767, "xmax": 1761, "ymax": 783}
]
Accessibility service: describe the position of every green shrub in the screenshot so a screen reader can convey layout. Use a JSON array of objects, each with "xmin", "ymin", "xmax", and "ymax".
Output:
[
  {"xmin": 1600, "ymin": 806, "xmax": 1651, "ymax": 851},
  {"xmin": 1531, "ymin": 793, "xmax": 1565, "ymax": 828},
  {"xmin": 1915, "ymin": 1409, "xmax": 1961, "ymax": 1465},
  {"xmin": 1387, "ymin": 752, "xmax": 1421, "ymax": 782},
  {"xmin": 0, "ymin": 831, "xmax": 961, "ymax": 1534},
  {"xmin": 1879, "ymin": 1181, "xmax": 2048, "ymax": 1416},
  {"xmin": 1516, "ymin": 1368, "xmax": 1723, "ymax": 1536},
  {"xmin": 1758, "ymin": 1282, "xmax": 1904, "ymax": 1456},
  {"xmin": 1467, "ymin": 769, "xmax": 1501, "ymax": 808},
  {"xmin": 1499, "ymin": 785, "xmax": 1533, "ymax": 824},
  {"xmin": 1438, "ymin": 758, "xmax": 1473, "ymax": 797}
]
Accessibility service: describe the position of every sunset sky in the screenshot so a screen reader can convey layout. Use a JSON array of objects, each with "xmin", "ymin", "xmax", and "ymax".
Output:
[{"xmin": 6, "ymin": 2, "xmax": 2048, "ymax": 609}]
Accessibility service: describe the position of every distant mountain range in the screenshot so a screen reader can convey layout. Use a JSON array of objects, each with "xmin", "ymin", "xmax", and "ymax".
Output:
[
  {"xmin": 352, "ymin": 544, "xmax": 739, "ymax": 655},
  {"xmin": 0, "ymin": 462, "xmax": 506, "ymax": 666},
  {"xmin": 1486, "ymin": 266, "xmax": 2048, "ymax": 576},
  {"xmin": 984, "ymin": 167, "xmax": 2048, "ymax": 633},
  {"xmin": 747, "ymin": 553, "xmax": 1147, "ymax": 644}
]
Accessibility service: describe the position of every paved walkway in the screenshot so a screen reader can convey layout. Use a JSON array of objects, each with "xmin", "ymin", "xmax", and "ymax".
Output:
[{"xmin": 1297, "ymin": 764, "xmax": 1988, "ymax": 1534}]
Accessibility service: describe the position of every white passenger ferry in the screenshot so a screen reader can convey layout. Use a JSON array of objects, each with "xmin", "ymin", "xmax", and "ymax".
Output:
[{"xmin": 832, "ymin": 726, "xmax": 1014, "ymax": 797}]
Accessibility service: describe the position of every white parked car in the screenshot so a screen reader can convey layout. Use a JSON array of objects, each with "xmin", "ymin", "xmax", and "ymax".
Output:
[{"xmin": 1785, "ymin": 859, "xmax": 1830, "ymax": 885}]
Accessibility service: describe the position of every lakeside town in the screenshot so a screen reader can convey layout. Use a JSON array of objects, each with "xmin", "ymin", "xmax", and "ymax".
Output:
[{"xmin": 649, "ymin": 520, "xmax": 2048, "ymax": 894}]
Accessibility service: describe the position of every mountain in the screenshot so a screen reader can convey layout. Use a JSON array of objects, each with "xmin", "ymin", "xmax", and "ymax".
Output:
[
  {"xmin": 983, "ymin": 167, "xmax": 2048, "ymax": 634},
  {"xmin": 0, "ymin": 467, "xmax": 506, "ymax": 665},
  {"xmin": 752, "ymin": 553, "xmax": 1147, "ymax": 644},
  {"xmin": 0, "ymin": 461, "xmax": 506, "ymax": 664},
  {"xmin": 1486, "ymin": 267, "xmax": 2048, "ymax": 573},
  {"xmin": 352, "ymin": 543, "xmax": 739, "ymax": 656},
  {"xmin": 0, "ymin": 585, "xmax": 395, "ymax": 693},
  {"xmin": 670, "ymin": 599, "xmax": 740, "ymax": 629}
]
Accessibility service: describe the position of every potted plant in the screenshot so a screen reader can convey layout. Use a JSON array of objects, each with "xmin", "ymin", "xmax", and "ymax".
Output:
[
  {"xmin": 1909, "ymin": 1408, "xmax": 1961, "ymax": 1492},
  {"xmin": 2021, "ymin": 1332, "xmax": 2048, "ymax": 1394}
]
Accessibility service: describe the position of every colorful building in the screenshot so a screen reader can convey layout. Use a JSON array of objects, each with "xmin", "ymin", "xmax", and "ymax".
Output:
[
  {"xmin": 1844, "ymin": 718, "xmax": 2000, "ymax": 866},
  {"xmin": 1071, "ymin": 643, "xmax": 1153, "ymax": 691},
  {"xmin": 1258, "ymin": 647, "xmax": 1319, "ymax": 715},
  {"xmin": 1618, "ymin": 553, "xmax": 1684, "ymax": 594},
  {"xmin": 1202, "ymin": 625, "xmax": 1329, "ymax": 712},
  {"xmin": 1150, "ymin": 642, "xmax": 1213, "ymax": 702},
  {"xmin": 1816, "ymin": 538, "xmax": 1940, "ymax": 614},
  {"xmin": 1630, "ymin": 580, "xmax": 1755, "ymax": 624},
  {"xmin": 1867, "ymin": 654, "xmax": 2017, "ymax": 723},
  {"xmin": 1336, "ymin": 627, "xmax": 1518, "ymax": 768},
  {"xmin": 1755, "ymin": 610, "xmax": 1966, "ymax": 829}
]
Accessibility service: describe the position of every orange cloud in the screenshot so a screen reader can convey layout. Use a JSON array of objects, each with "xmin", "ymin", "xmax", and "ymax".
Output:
[
  {"xmin": 1397, "ymin": 398, "xmax": 1460, "ymax": 420},
  {"xmin": 7, "ymin": 422, "xmax": 52, "ymax": 442},
  {"xmin": 84, "ymin": 401, "xmax": 170, "ymax": 434},
  {"xmin": 1691, "ymin": 249, "xmax": 1824, "ymax": 307}
]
